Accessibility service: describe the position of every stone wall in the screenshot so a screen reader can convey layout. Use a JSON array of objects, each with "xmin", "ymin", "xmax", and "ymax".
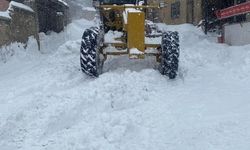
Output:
[
  {"xmin": 0, "ymin": 19, "xmax": 11, "ymax": 46},
  {"xmin": 0, "ymin": 3, "xmax": 39, "ymax": 47},
  {"xmin": 10, "ymin": 6, "xmax": 39, "ymax": 44}
]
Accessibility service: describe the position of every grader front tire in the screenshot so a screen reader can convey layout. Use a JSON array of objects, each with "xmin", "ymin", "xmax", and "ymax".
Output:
[
  {"xmin": 80, "ymin": 27, "xmax": 104, "ymax": 77},
  {"xmin": 160, "ymin": 31, "xmax": 180, "ymax": 79}
]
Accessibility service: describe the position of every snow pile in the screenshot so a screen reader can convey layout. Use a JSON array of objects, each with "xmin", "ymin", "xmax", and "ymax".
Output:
[
  {"xmin": 1, "ymin": 20, "xmax": 250, "ymax": 150},
  {"xmin": 0, "ymin": 37, "xmax": 39, "ymax": 64}
]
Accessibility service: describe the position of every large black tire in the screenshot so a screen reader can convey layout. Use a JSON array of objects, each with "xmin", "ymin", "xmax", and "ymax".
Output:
[
  {"xmin": 80, "ymin": 27, "xmax": 104, "ymax": 77},
  {"xmin": 160, "ymin": 31, "xmax": 180, "ymax": 79}
]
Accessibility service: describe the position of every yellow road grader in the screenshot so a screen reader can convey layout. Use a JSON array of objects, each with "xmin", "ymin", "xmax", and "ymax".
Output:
[{"xmin": 80, "ymin": 0, "xmax": 180, "ymax": 79}]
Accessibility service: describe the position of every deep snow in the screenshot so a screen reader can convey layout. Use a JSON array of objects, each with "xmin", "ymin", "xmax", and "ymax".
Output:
[{"xmin": 1, "ymin": 18, "xmax": 250, "ymax": 150}]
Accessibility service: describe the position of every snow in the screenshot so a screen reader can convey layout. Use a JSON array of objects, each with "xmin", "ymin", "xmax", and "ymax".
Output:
[
  {"xmin": 1, "ymin": 19, "xmax": 250, "ymax": 150},
  {"xmin": 57, "ymin": 0, "xmax": 69, "ymax": 7},
  {"xmin": 129, "ymin": 48, "xmax": 144, "ymax": 59},
  {"xmin": 82, "ymin": 7, "xmax": 96, "ymax": 11},
  {"xmin": 130, "ymin": 48, "xmax": 144, "ymax": 54},
  {"xmin": 145, "ymin": 36, "xmax": 161, "ymax": 44},
  {"xmin": 0, "ymin": 11, "xmax": 11, "ymax": 19},
  {"xmin": 10, "ymin": 1, "xmax": 34, "ymax": 12},
  {"xmin": 0, "ymin": 1, "xmax": 33, "ymax": 20},
  {"xmin": 123, "ymin": 5, "xmax": 141, "ymax": 24},
  {"xmin": 104, "ymin": 31, "xmax": 123, "ymax": 43}
]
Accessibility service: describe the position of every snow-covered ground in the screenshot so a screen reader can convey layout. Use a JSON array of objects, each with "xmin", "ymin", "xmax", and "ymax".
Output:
[
  {"xmin": 1, "ymin": 19, "xmax": 250, "ymax": 150},
  {"xmin": 65, "ymin": 0, "xmax": 95, "ymax": 20}
]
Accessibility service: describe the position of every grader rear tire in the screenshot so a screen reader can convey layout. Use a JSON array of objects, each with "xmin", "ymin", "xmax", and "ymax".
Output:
[
  {"xmin": 160, "ymin": 31, "xmax": 180, "ymax": 79},
  {"xmin": 80, "ymin": 27, "xmax": 104, "ymax": 77}
]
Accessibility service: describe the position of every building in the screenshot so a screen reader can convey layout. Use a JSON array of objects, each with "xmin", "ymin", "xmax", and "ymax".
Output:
[
  {"xmin": 215, "ymin": 0, "xmax": 250, "ymax": 45},
  {"xmin": 147, "ymin": 0, "xmax": 203, "ymax": 25}
]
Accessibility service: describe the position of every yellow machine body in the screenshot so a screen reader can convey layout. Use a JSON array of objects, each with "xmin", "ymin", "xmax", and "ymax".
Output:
[
  {"xmin": 99, "ymin": 5, "xmax": 161, "ymax": 59},
  {"xmin": 127, "ymin": 11, "xmax": 145, "ymax": 58},
  {"xmin": 81, "ymin": 3, "xmax": 180, "ymax": 79}
]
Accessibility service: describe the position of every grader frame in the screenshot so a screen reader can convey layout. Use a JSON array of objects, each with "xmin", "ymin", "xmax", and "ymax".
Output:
[
  {"xmin": 80, "ymin": 1, "xmax": 180, "ymax": 79},
  {"xmin": 100, "ymin": 4, "xmax": 161, "ymax": 59}
]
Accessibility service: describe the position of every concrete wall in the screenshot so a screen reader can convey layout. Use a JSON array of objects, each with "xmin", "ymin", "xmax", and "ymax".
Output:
[{"xmin": 224, "ymin": 22, "xmax": 250, "ymax": 46}]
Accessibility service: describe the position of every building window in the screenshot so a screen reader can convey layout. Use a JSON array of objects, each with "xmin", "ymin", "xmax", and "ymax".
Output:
[{"xmin": 171, "ymin": 1, "xmax": 180, "ymax": 19}]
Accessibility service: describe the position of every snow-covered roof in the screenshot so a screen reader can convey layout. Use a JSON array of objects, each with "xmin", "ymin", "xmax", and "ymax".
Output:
[
  {"xmin": 0, "ymin": 1, "xmax": 34, "ymax": 20},
  {"xmin": 0, "ymin": 11, "xmax": 11, "ymax": 20},
  {"xmin": 10, "ymin": 1, "xmax": 34, "ymax": 13}
]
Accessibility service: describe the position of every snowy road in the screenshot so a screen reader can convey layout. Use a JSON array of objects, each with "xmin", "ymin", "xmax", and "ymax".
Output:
[{"xmin": 1, "ymin": 19, "xmax": 250, "ymax": 150}]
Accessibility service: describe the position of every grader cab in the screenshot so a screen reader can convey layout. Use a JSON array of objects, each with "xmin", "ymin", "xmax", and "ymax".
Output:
[{"xmin": 80, "ymin": 0, "xmax": 180, "ymax": 79}]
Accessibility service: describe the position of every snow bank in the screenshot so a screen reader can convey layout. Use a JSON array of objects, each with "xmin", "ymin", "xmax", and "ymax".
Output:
[{"xmin": 0, "ymin": 37, "xmax": 39, "ymax": 64}]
